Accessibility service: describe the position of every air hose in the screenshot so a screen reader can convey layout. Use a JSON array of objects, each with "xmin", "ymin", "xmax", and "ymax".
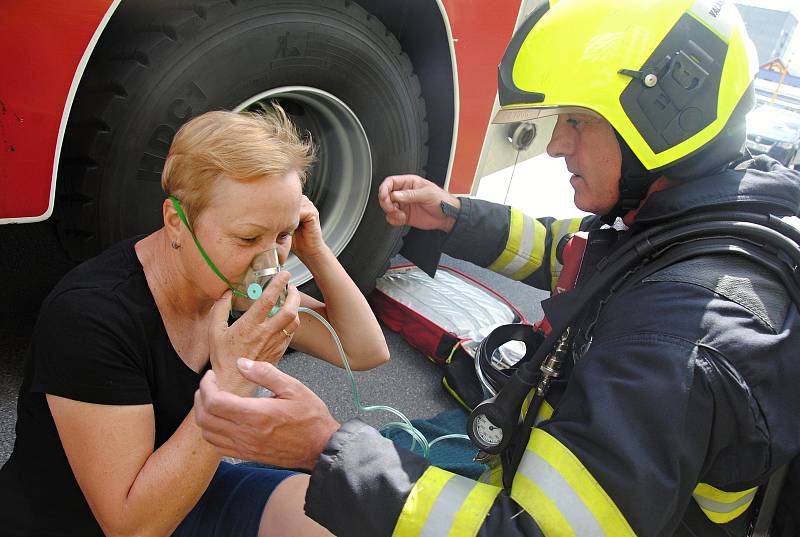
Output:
[{"xmin": 297, "ymin": 306, "xmax": 470, "ymax": 458}]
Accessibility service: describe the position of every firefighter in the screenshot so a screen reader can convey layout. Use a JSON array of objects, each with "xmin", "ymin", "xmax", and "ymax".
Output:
[{"xmin": 194, "ymin": 0, "xmax": 800, "ymax": 535}]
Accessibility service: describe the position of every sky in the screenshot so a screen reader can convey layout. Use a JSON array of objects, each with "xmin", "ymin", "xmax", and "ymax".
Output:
[{"xmin": 736, "ymin": 0, "xmax": 800, "ymax": 63}]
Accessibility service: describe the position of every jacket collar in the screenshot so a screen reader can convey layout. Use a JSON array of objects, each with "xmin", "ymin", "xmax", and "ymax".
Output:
[{"xmin": 632, "ymin": 155, "xmax": 800, "ymax": 225}]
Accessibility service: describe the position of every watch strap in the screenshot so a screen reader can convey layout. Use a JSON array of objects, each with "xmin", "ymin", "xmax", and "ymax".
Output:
[{"xmin": 440, "ymin": 200, "xmax": 461, "ymax": 220}]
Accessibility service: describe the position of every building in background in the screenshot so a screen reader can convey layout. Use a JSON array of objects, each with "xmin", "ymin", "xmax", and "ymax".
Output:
[
  {"xmin": 735, "ymin": 3, "xmax": 797, "ymax": 64},
  {"xmin": 735, "ymin": 3, "xmax": 800, "ymax": 111}
]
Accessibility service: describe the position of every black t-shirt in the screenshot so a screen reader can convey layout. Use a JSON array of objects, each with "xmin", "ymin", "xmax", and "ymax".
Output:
[{"xmin": 0, "ymin": 237, "xmax": 208, "ymax": 536}]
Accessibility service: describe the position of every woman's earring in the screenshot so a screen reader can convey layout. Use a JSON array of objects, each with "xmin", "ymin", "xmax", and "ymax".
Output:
[{"xmin": 171, "ymin": 240, "xmax": 181, "ymax": 250}]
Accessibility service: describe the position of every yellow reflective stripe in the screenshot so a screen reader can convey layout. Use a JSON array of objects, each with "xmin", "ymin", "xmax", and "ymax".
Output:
[
  {"xmin": 521, "ymin": 388, "xmax": 554, "ymax": 425},
  {"xmin": 488, "ymin": 208, "xmax": 524, "ymax": 274},
  {"xmin": 696, "ymin": 499, "xmax": 753, "ymax": 524},
  {"xmin": 441, "ymin": 377, "xmax": 472, "ymax": 412},
  {"xmin": 488, "ymin": 208, "xmax": 547, "ymax": 281},
  {"xmin": 693, "ymin": 483, "xmax": 758, "ymax": 524},
  {"xmin": 393, "ymin": 467, "xmax": 452, "ymax": 537},
  {"xmin": 393, "ymin": 467, "xmax": 501, "ymax": 537},
  {"xmin": 515, "ymin": 451, "xmax": 605, "ymax": 535},
  {"xmin": 694, "ymin": 482, "xmax": 759, "ymax": 504},
  {"xmin": 512, "ymin": 471, "xmax": 577, "ymax": 537},
  {"xmin": 520, "ymin": 388, "xmax": 535, "ymax": 419},
  {"xmin": 511, "ymin": 216, "xmax": 547, "ymax": 281},
  {"xmin": 535, "ymin": 400, "xmax": 554, "ymax": 425},
  {"xmin": 448, "ymin": 481, "xmax": 502, "ymax": 537},
  {"xmin": 547, "ymin": 219, "xmax": 566, "ymax": 290},
  {"xmin": 512, "ymin": 429, "xmax": 636, "ymax": 536},
  {"xmin": 479, "ymin": 462, "xmax": 504, "ymax": 487},
  {"xmin": 548, "ymin": 218, "xmax": 582, "ymax": 291}
]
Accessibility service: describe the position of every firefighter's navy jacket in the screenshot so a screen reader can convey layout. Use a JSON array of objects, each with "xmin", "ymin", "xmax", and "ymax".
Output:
[{"xmin": 305, "ymin": 156, "xmax": 800, "ymax": 537}]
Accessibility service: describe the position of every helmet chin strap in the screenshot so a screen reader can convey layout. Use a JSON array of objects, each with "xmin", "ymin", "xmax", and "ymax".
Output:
[{"xmin": 601, "ymin": 131, "xmax": 662, "ymax": 225}]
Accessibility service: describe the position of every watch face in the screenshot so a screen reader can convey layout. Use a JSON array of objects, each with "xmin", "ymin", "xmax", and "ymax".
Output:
[{"xmin": 473, "ymin": 414, "xmax": 503, "ymax": 447}]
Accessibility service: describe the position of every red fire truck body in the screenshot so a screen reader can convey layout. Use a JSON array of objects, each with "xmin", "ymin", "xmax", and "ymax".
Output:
[{"xmin": 0, "ymin": 0, "xmax": 524, "ymax": 291}]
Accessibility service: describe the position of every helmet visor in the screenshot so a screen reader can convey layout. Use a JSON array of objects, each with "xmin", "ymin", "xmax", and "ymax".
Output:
[{"xmin": 492, "ymin": 105, "xmax": 602, "ymax": 124}]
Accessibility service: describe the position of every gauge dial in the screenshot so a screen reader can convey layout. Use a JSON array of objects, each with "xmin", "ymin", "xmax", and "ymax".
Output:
[{"xmin": 472, "ymin": 414, "xmax": 503, "ymax": 447}]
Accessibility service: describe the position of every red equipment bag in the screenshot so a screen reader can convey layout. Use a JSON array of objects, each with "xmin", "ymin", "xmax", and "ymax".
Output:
[{"xmin": 368, "ymin": 264, "xmax": 528, "ymax": 409}]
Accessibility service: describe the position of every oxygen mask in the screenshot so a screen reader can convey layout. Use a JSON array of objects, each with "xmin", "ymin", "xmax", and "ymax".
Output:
[{"xmin": 231, "ymin": 248, "xmax": 287, "ymax": 319}]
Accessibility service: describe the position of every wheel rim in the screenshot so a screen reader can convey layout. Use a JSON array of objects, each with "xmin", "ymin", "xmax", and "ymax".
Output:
[{"xmin": 234, "ymin": 86, "xmax": 372, "ymax": 287}]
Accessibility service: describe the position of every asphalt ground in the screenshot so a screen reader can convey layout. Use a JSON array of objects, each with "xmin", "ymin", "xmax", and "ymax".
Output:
[{"xmin": 0, "ymin": 247, "xmax": 547, "ymax": 466}]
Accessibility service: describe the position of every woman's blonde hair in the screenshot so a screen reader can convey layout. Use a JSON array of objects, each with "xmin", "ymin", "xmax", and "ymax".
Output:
[{"xmin": 162, "ymin": 105, "xmax": 315, "ymax": 224}]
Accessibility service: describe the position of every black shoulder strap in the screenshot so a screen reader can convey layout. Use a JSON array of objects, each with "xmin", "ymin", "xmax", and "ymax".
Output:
[
  {"xmin": 642, "ymin": 253, "xmax": 791, "ymax": 332},
  {"xmin": 750, "ymin": 465, "xmax": 790, "ymax": 537}
]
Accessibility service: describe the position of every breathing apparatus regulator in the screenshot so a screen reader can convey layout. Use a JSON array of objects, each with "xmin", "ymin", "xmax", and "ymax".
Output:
[
  {"xmin": 170, "ymin": 196, "xmax": 470, "ymax": 456},
  {"xmin": 467, "ymin": 230, "xmax": 582, "ymax": 458}
]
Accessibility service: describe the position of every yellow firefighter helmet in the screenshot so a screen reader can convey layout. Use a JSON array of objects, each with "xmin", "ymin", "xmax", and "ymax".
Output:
[{"xmin": 494, "ymin": 0, "xmax": 759, "ymax": 177}]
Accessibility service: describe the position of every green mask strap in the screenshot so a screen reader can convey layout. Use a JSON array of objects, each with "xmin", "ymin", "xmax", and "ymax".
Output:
[{"xmin": 169, "ymin": 196, "xmax": 247, "ymax": 299}]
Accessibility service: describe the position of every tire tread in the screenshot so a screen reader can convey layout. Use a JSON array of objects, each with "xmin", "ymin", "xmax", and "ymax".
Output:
[{"xmin": 58, "ymin": 0, "xmax": 428, "ymax": 291}]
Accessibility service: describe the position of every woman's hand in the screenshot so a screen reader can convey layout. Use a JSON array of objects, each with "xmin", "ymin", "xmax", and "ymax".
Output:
[
  {"xmin": 291, "ymin": 195, "xmax": 327, "ymax": 263},
  {"xmin": 208, "ymin": 271, "xmax": 301, "ymax": 396}
]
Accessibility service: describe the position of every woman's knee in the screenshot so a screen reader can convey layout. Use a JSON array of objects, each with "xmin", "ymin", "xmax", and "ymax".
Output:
[{"xmin": 259, "ymin": 474, "xmax": 331, "ymax": 537}]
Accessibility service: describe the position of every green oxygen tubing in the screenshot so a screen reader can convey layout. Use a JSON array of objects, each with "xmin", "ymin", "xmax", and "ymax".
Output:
[
  {"xmin": 169, "ymin": 196, "xmax": 469, "ymax": 458},
  {"xmin": 297, "ymin": 305, "xmax": 470, "ymax": 458}
]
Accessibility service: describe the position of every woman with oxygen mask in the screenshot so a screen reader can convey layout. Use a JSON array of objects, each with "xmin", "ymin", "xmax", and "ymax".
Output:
[{"xmin": 0, "ymin": 106, "xmax": 389, "ymax": 537}]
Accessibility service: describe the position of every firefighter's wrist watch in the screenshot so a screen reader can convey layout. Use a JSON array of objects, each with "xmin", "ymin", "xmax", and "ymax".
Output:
[{"xmin": 440, "ymin": 199, "xmax": 461, "ymax": 221}]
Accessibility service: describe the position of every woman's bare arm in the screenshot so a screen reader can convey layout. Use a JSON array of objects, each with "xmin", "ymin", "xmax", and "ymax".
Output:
[
  {"xmin": 48, "ymin": 396, "xmax": 218, "ymax": 537},
  {"xmin": 288, "ymin": 196, "xmax": 389, "ymax": 370},
  {"xmin": 291, "ymin": 248, "xmax": 389, "ymax": 371}
]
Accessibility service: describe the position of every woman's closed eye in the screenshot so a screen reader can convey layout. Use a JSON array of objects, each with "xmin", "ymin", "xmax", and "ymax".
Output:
[{"xmin": 238, "ymin": 236, "xmax": 259, "ymax": 244}]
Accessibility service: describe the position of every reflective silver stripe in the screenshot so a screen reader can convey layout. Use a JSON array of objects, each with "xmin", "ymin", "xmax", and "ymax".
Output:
[
  {"xmin": 419, "ymin": 474, "xmax": 475, "ymax": 537},
  {"xmin": 693, "ymin": 489, "xmax": 757, "ymax": 514},
  {"xmin": 478, "ymin": 468, "xmax": 493, "ymax": 484},
  {"xmin": 517, "ymin": 451, "xmax": 606, "ymax": 536},
  {"xmin": 502, "ymin": 214, "xmax": 538, "ymax": 275}
]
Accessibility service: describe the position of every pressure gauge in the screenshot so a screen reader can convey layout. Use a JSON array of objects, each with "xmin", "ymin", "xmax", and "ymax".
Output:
[
  {"xmin": 468, "ymin": 343, "xmax": 543, "ymax": 454},
  {"xmin": 472, "ymin": 414, "xmax": 504, "ymax": 448},
  {"xmin": 467, "ymin": 396, "xmax": 516, "ymax": 454}
]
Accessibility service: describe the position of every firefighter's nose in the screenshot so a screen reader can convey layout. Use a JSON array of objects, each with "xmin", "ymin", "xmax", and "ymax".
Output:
[{"xmin": 547, "ymin": 116, "xmax": 575, "ymax": 158}]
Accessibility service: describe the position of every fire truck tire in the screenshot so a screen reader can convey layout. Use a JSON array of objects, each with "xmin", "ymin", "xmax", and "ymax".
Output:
[{"xmin": 57, "ymin": 0, "xmax": 428, "ymax": 294}]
